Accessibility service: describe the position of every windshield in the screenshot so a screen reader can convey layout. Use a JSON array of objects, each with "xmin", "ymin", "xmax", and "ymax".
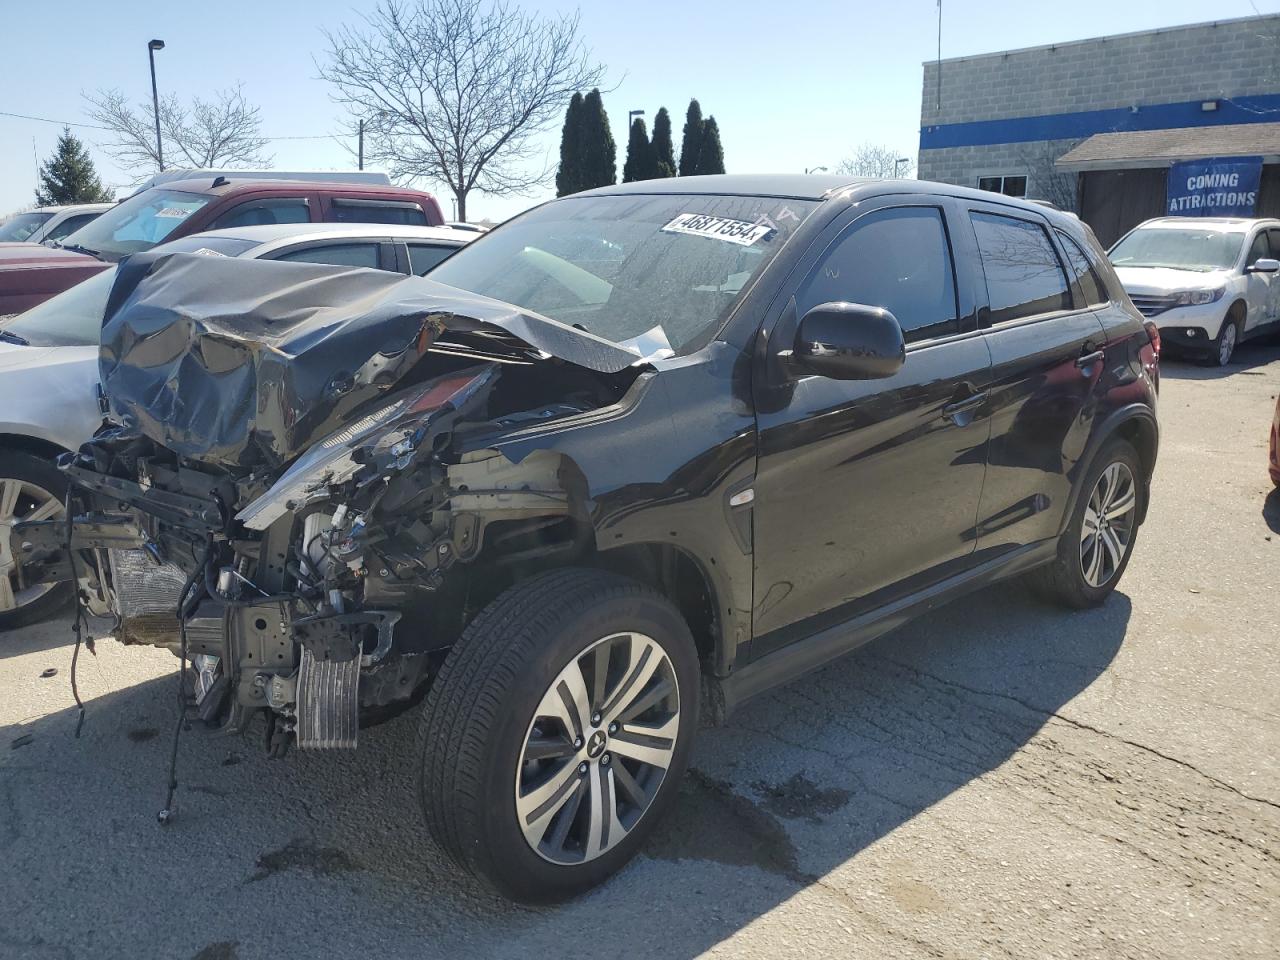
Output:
[
  {"xmin": 1, "ymin": 269, "xmax": 117, "ymax": 346},
  {"xmin": 429, "ymin": 193, "xmax": 819, "ymax": 355},
  {"xmin": 1109, "ymin": 227, "xmax": 1245, "ymax": 272},
  {"xmin": 61, "ymin": 188, "xmax": 212, "ymax": 260},
  {"xmin": 0, "ymin": 212, "xmax": 53, "ymax": 242}
]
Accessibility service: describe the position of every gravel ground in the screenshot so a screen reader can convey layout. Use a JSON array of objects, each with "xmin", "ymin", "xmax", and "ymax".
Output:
[{"xmin": 2, "ymin": 343, "xmax": 1277, "ymax": 960}]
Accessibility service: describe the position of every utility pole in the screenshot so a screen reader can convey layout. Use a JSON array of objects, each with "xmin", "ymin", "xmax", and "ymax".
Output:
[
  {"xmin": 148, "ymin": 39, "xmax": 165, "ymax": 171},
  {"xmin": 357, "ymin": 119, "xmax": 364, "ymax": 171}
]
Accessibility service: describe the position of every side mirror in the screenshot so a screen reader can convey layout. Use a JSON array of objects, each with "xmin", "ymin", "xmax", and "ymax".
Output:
[
  {"xmin": 792, "ymin": 302, "xmax": 906, "ymax": 380},
  {"xmin": 1246, "ymin": 257, "xmax": 1280, "ymax": 274}
]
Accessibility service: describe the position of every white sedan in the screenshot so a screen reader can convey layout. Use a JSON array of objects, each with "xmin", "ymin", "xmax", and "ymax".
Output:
[
  {"xmin": 0, "ymin": 222, "xmax": 473, "ymax": 627},
  {"xmin": 0, "ymin": 203, "xmax": 114, "ymax": 245}
]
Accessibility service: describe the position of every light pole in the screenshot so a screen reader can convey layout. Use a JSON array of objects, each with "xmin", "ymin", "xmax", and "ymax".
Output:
[
  {"xmin": 804, "ymin": 165, "xmax": 828, "ymax": 175},
  {"xmin": 147, "ymin": 39, "xmax": 165, "ymax": 171},
  {"xmin": 628, "ymin": 109, "xmax": 645, "ymax": 128},
  {"xmin": 894, "ymin": 157, "xmax": 911, "ymax": 179}
]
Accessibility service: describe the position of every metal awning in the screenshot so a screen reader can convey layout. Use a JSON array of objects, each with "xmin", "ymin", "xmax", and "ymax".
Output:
[{"xmin": 1055, "ymin": 122, "xmax": 1280, "ymax": 171}]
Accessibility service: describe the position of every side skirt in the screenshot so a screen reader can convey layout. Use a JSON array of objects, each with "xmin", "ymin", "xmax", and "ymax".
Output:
[{"xmin": 713, "ymin": 538, "xmax": 1058, "ymax": 720}]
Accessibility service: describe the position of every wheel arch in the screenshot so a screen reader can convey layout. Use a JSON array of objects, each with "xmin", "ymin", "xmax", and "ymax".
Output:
[
  {"xmin": 0, "ymin": 433, "xmax": 70, "ymax": 461},
  {"xmin": 1063, "ymin": 405, "xmax": 1158, "ymax": 532}
]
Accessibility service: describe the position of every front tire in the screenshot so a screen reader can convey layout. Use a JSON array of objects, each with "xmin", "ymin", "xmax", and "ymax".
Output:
[
  {"xmin": 1209, "ymin": 314, "xmax": 1240, "ymax": 367},
  {"xmin": 0, "ymin": 452, "xmax": 74, "ymax": 631},
  {"xmin": 1029, "ymin": 438, "xmax": 1143, "ymax": 609},
  {"xmin": 416, "ymin": 568, "xmax": 699, "ymax": 903}
]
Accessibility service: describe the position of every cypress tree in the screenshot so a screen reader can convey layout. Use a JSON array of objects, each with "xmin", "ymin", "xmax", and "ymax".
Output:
[
  {"xmin": 34, "ymin": 127, "xmax": 113, "ymax": 205},
  {"xmin": 579, "ymin": 88, "xmax": 616, "ymax": 190},
  {"xmin": 622, "ymin": 118, "xmax": 657, "ymax": 183},
  {"xmin": 678, "ymin": 99, "xmax": 703, "ymax": 177},
  {"xmin": 651, "ymin": 107, "xmax": 676, "ymax": 178},
  {"xmin": 696, "ymin": 116, "xmax": 725, "ymax": 175},
  {"xmin": 555, "ymin": 92, "xmax": 585, "ymax": 197}
]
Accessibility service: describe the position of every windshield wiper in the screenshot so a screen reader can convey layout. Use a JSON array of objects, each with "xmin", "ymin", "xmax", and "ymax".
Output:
[
  {"xmin": 0, "ymin": 329, "xmax": 31, "ymax": 346},
  {"xmin": 60, "ymin": 242, "xmax": 102, "ymax": 259}
]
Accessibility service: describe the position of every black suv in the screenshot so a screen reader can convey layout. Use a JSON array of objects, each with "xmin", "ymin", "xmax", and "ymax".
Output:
[{"xmin": 16, "ymin": 175, "xmax": 1159, "ymax": 903}]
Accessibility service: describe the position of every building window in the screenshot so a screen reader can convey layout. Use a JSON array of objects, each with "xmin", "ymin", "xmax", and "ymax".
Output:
[{"xmin": 977, "ymin": 175, "xmax": 1028, "ymax": 198}]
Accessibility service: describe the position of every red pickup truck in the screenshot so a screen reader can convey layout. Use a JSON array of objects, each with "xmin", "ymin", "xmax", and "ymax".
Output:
[{"xmin": 0, "ymin": 177, "xmax": 444, "ymax": 313}]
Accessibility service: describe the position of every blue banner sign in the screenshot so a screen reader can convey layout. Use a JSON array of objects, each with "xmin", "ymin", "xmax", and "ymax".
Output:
[{"xmin": 1167, "ymin": 157, "xmax": 1262, "ymax": 217}]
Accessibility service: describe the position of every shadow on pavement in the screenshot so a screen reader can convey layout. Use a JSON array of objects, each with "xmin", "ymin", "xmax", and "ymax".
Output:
[
  {"xmin": 1158, "ymin": 339, "xmax": 1280, "ymax": 381},
  {"xmin": 0, "ymin": 581, "xmax": 1129, "ymax": 960}
]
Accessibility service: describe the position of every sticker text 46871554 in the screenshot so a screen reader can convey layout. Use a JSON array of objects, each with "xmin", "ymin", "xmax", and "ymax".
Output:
[{"xmin": 661, "ymin": 213, "xmax": 775, "ymax": 246}]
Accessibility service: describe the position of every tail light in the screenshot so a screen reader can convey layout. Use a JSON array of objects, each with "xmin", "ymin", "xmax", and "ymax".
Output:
[{"xmin": 1142, "ymin": 320, "xmax": 1161, "ymax": 357}]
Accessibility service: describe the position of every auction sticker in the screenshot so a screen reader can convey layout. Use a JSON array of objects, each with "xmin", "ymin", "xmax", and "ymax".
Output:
[
  {"xmin": 661, "ymin": 213, "xmax": 774, "ymax": 246},
  {"xmin": 155, "ymin": 207, "xmax": 192, "ymax": 219}
]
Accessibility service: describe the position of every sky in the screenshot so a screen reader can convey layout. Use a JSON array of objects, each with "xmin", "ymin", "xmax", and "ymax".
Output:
[{"xmin": 2, "ymin": 0, "xmax": 1277, "ymax": 222}]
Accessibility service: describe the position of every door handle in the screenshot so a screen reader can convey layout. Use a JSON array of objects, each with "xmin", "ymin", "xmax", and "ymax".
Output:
[
  {"xmin": 942, "ymin": 391, "xmax": 987, "ymax": 425},
  {"xmin": 1075, "ymin": 349, "xmax": 1105, "ymax": 369}
]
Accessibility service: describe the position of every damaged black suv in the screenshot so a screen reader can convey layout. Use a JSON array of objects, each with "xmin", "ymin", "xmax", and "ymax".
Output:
[{"xmin": 14, "ymin": 175, "xmax": 1159, "ymax": 902}]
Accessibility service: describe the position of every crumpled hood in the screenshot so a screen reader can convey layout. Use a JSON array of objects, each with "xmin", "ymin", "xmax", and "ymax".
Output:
[
  {"xmin": 1113, "ymin": 265, "xmax": 1232, "ymax": 295},
  {"xmin": 100, "ymin": 250, "xmax": 642, "ymax": 469}
]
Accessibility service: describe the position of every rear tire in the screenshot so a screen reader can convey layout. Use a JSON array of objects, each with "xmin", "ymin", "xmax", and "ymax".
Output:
[
  {"xmin": 0, "ymin": 452, "xmax": 74, "ymax": 632},
  {"xmin": 1028, "ymin": 438, "xmax": 1143, "ymax": 609},
  {"xmin": 416, "ymin": 568, "xmax": 699, "ymax": 903}
]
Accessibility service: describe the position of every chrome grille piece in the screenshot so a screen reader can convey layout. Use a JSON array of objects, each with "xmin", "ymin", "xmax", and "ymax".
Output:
[{"xmin": 1128, "ymin": 294, "xmax": 1179, "ymax": 317}]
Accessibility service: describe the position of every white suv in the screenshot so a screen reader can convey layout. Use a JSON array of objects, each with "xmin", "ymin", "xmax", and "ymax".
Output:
[
  {"xmin": 1109, "ymin": 217, "xmax": 1280, "ymax": 366},
  {"xmin": 0, "ymin": 203, "xmax": 113, "ymax": 245}
]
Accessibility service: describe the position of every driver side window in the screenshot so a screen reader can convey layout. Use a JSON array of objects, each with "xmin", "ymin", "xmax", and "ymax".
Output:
[
  {"xmin": 798, "ymin": 206, "xmax": 959, "ymax": 343},
  {"xmin": 1246, "ymin": 231, "xmax": 1272, "ymax": 267}
]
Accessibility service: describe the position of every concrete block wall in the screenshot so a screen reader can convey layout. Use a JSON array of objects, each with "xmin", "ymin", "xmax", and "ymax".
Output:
[{"xmin": 917, "ymin": 15, "xmax": 1280, "ymax": 204}]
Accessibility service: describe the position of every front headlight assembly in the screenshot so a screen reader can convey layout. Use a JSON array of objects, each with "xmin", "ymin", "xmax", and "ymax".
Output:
[{"xmin": 1173, "ymin": 287, "xmax": 1225, "ymax": 306}]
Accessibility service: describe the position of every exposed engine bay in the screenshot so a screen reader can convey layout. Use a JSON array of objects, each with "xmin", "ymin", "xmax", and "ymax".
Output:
[{"xmin": 12, "ymin": 251, "xmax": 652, "ymax": 757}]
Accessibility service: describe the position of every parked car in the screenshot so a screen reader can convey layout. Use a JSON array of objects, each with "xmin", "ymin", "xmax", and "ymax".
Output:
[
  {"xmin": 1109, "ymin": 217, "xmax": 1280, "ymax": 366},
  {"xmin": 0, "ymin": 177, "xmax": 446, "ymax": 312},
  {"xmin": 15, "ymin": 175, "xmax": 1159, "ymax": 902},
  {"xmin": 0, "ymin": 203, "xmax": 113, "ymax": 245},
  {"xmin": 0, "ymin": 223, "xmax": 471, "ymax": 628}
]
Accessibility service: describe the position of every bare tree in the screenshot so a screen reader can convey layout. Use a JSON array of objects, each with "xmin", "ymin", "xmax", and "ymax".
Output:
[
  {"xmin": 1014, "ymin": 144, "xmax": 1078, "ymax": 212},
  {"xmin": 837, "ymin": 143, "xmax": 915, "ymax": 180},
  {"xmin": 319, "ymin": 0, "xmax": 605, "ymax": 221},
  {"xmin": 84, "ymin": 84, "xmax": 270, "ymax": 175}
]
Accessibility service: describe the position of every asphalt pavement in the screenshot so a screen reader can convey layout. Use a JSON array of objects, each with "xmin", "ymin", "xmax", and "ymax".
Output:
[{"xmin": 2, "ymin": 342, "xmax": 1278, "ymax": 960}]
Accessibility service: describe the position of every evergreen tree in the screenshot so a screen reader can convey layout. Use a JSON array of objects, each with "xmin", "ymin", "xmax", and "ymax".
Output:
[
  {"xmin": 678, "ymin": 99, "xmax": 703, "ymax": 177},
  {"xmin": 651, "ymin": 107, "xmax": 676, "ymax": 178},
  {"xmin": 34, "ymin": 128, "xmax": 112, "ymax": 205},
  {"xmin": 696, "ymin": 116, "xmax": 725, "ymax": 175},
  {"xmin": 579, "ymin": 88, "xmax": 616, "ymax": 190},
  {"xmin": 555, "ymin": 92, "xmax": 585, "ymax": 196},
  {"xmin": 622, "ymin": 118, "xmax": 657, "ymax": 183}
]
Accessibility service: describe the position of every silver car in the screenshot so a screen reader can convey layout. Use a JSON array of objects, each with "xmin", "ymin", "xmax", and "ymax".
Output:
[{"xmin": 0, "ymin": 223, "xmax": 472, "ymax": 628}]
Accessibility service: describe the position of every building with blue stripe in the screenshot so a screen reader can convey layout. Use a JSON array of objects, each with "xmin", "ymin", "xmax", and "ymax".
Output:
[{"xmin": 917, "ymin": 15, "xmax": 1280, "ymax": 244}]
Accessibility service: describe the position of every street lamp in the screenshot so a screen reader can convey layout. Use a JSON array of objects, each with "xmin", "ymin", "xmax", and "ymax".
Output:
[
  {"xmin": 628, "ymin": 109, "xmax": 646, "ymax": 128},
  {"xmin": 894, "ymin": 157, "xmax": 911, "ymax": 179},
  {"xmin": 804, "ymin": 165, "xmax": 828, "ymax": 175},
  {"xmin": 147, "ymin": 39, "xmax": 165, "ymax": 172}
]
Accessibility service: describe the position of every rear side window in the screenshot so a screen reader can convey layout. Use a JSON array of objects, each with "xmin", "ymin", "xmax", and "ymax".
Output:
[
  {"xmin": 799, "ymin": 206, "xmax": 959, "ymax": 343},
  {"xmin": 331, "ymin": 199, "xmax": 427, "ymax": 226},
  {"xmin": 406, "ymin": 242, "xmax": 459, "ymax": 275},
  {"xmin": 1056, "ymin": 231, "xmax": 1108, "ymax": 306},
  {"xmin": 212, "ymin": 198, "xmax": 310, "ymax": 229},
  {"xmin": 970, "ymin": 212, "xmax": 1070, "ymax": 323},
  {"xmin": 270, "ymin": 242, "xmax": 381, "ymax": 269}
]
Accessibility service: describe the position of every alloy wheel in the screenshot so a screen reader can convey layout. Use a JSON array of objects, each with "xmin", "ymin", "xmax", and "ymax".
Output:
[
  {"xmin": 515, "ymin": 631, "xmax": 680, "ymax": 865},
  {"xmin": 1218, "ymin": 322, "xmax": 1237, "ymax": 366},
  {"xmin": 1079, "ymin": 461, "xmax": 1137, "ymax": 588},
  {"xmin": 0, "ymin": 477, "xmax": 64, "ymax": 613}
]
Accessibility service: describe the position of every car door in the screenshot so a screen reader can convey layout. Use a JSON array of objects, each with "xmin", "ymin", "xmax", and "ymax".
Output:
[
  {"xmin": 961, "ymin": 202, "xmax": 1108, "ymax": 557},
  {"xmin": 404, "ymin": 241, "xmax": 463, "ymax": 275},
  {"xmin": 208, "ymin": 196, "xmax": 313, "ymax": 230},
  {"xmin": 750, "ymin": 197, "xmax": 992, "ymax": 658},
  {"xmin": 1241, "ymin": 229, "xmax": 1274, "ymax": 334}
]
